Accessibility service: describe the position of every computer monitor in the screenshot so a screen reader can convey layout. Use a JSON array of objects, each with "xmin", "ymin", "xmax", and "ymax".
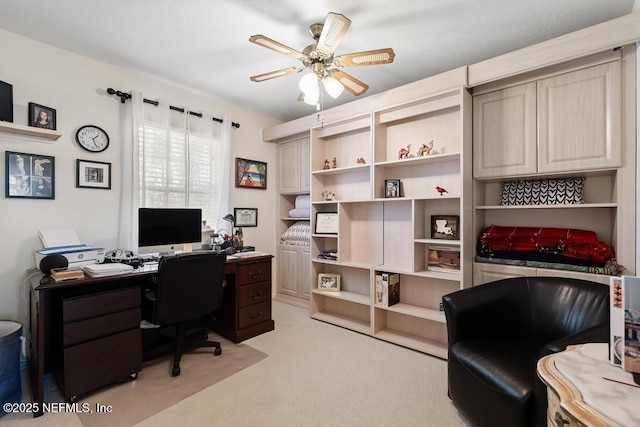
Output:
[{"xmin": 138, "ymin": 207, "xmax": 202, "ymax": 255}]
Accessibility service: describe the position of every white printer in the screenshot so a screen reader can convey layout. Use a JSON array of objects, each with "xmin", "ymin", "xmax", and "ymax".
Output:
[{"xmin": 35, "ymin": 228, "xmax": 105, "ymax": 268}]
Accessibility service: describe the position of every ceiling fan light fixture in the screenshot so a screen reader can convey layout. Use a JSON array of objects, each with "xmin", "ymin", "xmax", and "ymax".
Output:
[
  {"xmin": 299, "ymin": 73, "xmax": 319, "ymax": 93},
  {"xmin": 303, "ymin": 85, "xmax": 320, "ymax": 105},
  {"xmin": 323, "ymin": 76, "xmax": 343, "ymax": 99}
]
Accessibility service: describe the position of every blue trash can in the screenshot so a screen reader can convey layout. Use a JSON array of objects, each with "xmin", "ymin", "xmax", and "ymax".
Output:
[{"xmin": 0, "ymin": 321, "xmax": 22, "ymax": 418}]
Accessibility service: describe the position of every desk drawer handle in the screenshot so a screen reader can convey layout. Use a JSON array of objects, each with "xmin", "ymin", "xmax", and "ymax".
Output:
[
  {"xmin": 249, "ymin": 270, "xmax": 262, "ymax": 279},
  {"xmin": 249, "ymin": 312, "xmax": 262, "ymax": 319},
  {"xmin": 249, "ymin": 292, "xmax": 262, "ymax": 300},
  {"xmin": 554, "ymin": 412, "xmax": 569, "ymax": 427}
]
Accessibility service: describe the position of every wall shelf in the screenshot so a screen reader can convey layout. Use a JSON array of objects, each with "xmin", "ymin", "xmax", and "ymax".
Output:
[{"xmin": 0, "ymin": 121, "xmax": 61, "ymax": 141}]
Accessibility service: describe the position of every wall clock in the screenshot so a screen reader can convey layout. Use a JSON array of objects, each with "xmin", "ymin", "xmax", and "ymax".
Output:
[{"xmin": 75, "ymin": 125, "xmax": 110, "ymax": 153}]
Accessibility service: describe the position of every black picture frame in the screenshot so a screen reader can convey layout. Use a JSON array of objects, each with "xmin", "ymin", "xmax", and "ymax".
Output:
[
  {"xmin": 315, "ymin": 212, "xmax": 338, "ymax": 234},
  {"xmin": 5, "ymin": 151, "xmax": 55, "ymax": 199},
  {"xmin": 234, "ymin": 207, "xmax": 258, "ymax": 227},
  {"xmin": 384, "ymin": 179, "xmax": 401, "ymax": 198},
  {"xmin": 235, "ymin": 157, "xmax": 267, "ymax": 189},
  {"xmin": 430, "ymin": 215, "xmax": 459, "ymax": 240},
  {"xmin": 28, "ymin": 102, "xmax": 56, "ymax": 130},
  {"xmin": 76, "ymin": 159, "xmax": 111, "ymax": 190}
]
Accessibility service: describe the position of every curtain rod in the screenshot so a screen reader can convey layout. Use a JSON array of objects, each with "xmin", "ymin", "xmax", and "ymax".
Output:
[{"xmin": 106, "ymin": 88, "xmax": 240, "ymax": 129}]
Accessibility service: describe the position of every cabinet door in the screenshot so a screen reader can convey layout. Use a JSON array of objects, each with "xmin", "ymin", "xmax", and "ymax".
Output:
[
  {"xmin": 473, "ymin": 262, "xmax": 532, "ymax": 285},
  {"xmin": 473, "ymin": 82, "xmax": 537, "ymax": 178},
  {"xmin": 300, "ymin": 139, "xmax": 311, "ymax": 192},
  {"xmin": 277, "ymin": 246, "xmax": 300, "ymax": 298},
  {"xmin": 278, "ymin": 140, "xmax": 301, "ymax": 194},
  {"xmin": 538, "ymin": 61, "xmax": 621, "ymax": 173},
  {"xmin": 299, "ymin": 246, "xmax": 311, "ymax": 300}
]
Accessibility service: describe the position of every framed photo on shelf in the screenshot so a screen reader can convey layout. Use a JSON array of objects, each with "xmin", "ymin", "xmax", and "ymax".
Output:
[
  {"xmin": 315, "ymin": 212, "xmax": 338, "ymax": 234},
  {"xmin": 5, "ymin": 151, "xmax": 55, "ymax": 199},
  {"xmin": 430, "ymin": 215, "xmax": 459, "ymax": 240},
  {"xmin": 427, "ymin": 246, "xmax": 461, "ymax": 273},
  {"xmin": 384, "ymin": 179, "xmax": 401, "ymax": 198},
  {"xmin": 234, "ymin": 207, "xmax": 258, "ymax": 227},
  {"xmin": 317, "ymin": 273, "xmax": 341, "ymax": 292},
  {"xmin": 235, "ymin": 157, "xmax": 267, "ymax": 189},
  {"xmin": 28, "ymin": 102, "xmax": 56, "ymax": 130},
  {"xmin": 76, "ymin": 159, "xmax": 111, "ymax": 189}
]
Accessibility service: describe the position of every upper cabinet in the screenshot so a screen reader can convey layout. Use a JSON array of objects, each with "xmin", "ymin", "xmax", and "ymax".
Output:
[
  {"xmin": 277, "ymin": 135, "xmax": 310, "ymax": 194},
  {"xmin": 473, "ymin": 59, "xmax": 621, "ymax": 179}
]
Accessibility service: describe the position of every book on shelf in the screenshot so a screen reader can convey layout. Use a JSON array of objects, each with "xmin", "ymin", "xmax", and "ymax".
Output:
[
  {"xmin": 318, "ymin": 250, "xmax": 338, "ymax": 261},
  {"xmin": 376, "ymin": 272, "xmax": 400, "ymax": 307},
  {"xmin": 610, "ymin": 276, "xmax": 640, "ymax": 376},
  {"xmin": 50, "ymin": 266, "xmax": 85, "ymax": 282},
  {"xmin": 427, "ymin": 246, "xmax": 460, "ymax": 273}
]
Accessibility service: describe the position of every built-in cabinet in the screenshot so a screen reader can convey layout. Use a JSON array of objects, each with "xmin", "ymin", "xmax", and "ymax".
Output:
[
  {"xmin": 472, "ymin": 50, "xmax": 635, "ymax": 284},
  {"xmin": 276, "ymin": 135, "xmax": 311, "ymax": 307},
  {"xmin": 309, "ymin": 88, "xmax": 472, "ymax": 358}
]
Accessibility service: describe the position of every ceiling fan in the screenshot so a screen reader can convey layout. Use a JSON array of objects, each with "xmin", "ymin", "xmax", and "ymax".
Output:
[{"xmin": 249, "ymin": 12, "xmax": 395, "ymax": 105}]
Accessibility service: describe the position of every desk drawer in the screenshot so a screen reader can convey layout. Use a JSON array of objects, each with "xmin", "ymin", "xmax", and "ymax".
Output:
[
  {"xmin": 63, "ymin": 287, "xmax": 140, "ymax": 322},
  {"xmin": 238, "ymin": 301, "xmax": 271, "ymax": 330},
  {"xmin": 238, "ymin": 260, "xmax": 271, "ymax": 285},
  {"xmin": 64, "ymin": 308, "xmax": 140, "ymax": 346},
  {"xmin": 238, "ymin": 281, "xmax": 270, "ymax": 308}
]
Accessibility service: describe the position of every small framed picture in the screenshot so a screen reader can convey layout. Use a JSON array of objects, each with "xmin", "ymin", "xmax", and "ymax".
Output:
[
  {"xmin": 431, "ymin": 215, "xmax": 459, "ymax": 240},
  {"xmin": 427, "ymin": 246, "xmax": 461, "ymax": 273},
  {"xmin": 5, "ymin": 151, "xmax": 55, "ymax": 199},
  {"xmin": 28, "ymin": 102, "xmax": 56, "ymax": 130},
  {"xmin": 234, "ymin": 208, "xmax": 258, "ymax": 227},
  {"xmin": 315, "ymin": 212, "xmax": 338, "ymax": 234},
  {"xmin": 384, "ymin": 179, "xmax": 401, "ymax": 198},
  {"xmin": 318, "ymin": 273, "xmax": 341, "ymax": 292},
  {"xmin": 235, "ymin": 157, "xmax": 267, "ymax": 189},
  {"xmin": 76, "ymin": 159, "xmax": 111, "ymax": 190}
]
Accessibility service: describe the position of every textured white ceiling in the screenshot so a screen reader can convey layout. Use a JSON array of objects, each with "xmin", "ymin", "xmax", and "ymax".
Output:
[{"xmin": 0, "ymin": 0, "xmax": 636, "ymax": 122}]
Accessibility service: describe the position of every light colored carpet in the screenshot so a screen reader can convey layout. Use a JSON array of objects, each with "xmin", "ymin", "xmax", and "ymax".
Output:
[{"xmin": 5, "ymin": 300, "xmax": 468, "ymax": 426}]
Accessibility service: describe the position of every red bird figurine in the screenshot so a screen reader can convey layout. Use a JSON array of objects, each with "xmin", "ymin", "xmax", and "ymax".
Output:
[{"xmin": 436, "ymin": 186, "xmax": 448, "ymax": 196}]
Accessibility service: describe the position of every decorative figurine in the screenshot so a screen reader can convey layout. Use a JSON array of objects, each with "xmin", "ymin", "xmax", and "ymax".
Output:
[
  {"xmin": 436, "ymin": 186, "xmax": 449, "ymax": 196},
  {"xmin": 331, "ymin": 157, "xmax": 337, "ymax": 168},
  {"xmin": 322, "ymin": 190, "xmax": 336, "ymax": 201},
  {"xmin": 398, "ymin": 144, "xmax": 411, "ymax": 159},
  {"xmin": 323, "ymin": 159, "xmax": 330, "ymax": 170},
  {"xmin": 417, "ymin": 140, "xmax": 434, "ymax": 157},
  {"xmin": 356, "ymin": 157, "xmax": 366, "ymax": 165}
]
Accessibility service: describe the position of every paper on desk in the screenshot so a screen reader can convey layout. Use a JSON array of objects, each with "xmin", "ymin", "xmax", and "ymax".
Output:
[{"xmin": 38, "ymin": 228, "xmax": 81, "ymax": 248}]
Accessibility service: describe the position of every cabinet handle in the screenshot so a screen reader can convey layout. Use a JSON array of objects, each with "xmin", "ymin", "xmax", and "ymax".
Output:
[
  {"xmin": 249, "ymin": 270, "xmax": 262, "ymax": 279},
  {"xmin": 250, "ymin": 312, "xmax": 262, "ymax": 319},
  {"xmin": 249, "ymin": 292, "xmax": 262, "ymax": 300},
  {"xmin": 554, "ymin": 412, "xmax": 569, "ymax": 427}
]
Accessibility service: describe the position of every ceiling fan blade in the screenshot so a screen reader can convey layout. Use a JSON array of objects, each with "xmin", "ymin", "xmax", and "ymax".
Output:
[
  {"xmin": 316, "ymin": 12, "xmax": 351, "ymax": 56},
  {"xmin": 334, "ymin": 48, "xmax": 396, "ymax": 67},
  {"xmin": 250, "ymin": 67, "xmax": 304, "ymax": 82},
  {"xmin": 249, "ymin": 35, "xmax": 306, "ymax": 60},
  {"xmin": 329, "ymin": 70, "xmax": 369, "ymax": 96}
]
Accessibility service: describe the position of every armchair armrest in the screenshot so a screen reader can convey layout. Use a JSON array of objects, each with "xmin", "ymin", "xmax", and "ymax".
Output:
[
  {"xmin": 538, "ymin": 322, "xmax": 609, "ymax": 359},
  {"xmin": 443, "ymin": 279, "xmax": 531, "ymax": 344}
]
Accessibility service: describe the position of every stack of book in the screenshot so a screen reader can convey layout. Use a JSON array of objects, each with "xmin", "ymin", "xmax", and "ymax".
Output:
[
  {"xmin": 318, "ymin": 250, "xmax": 338, "ymax": 261},
  {"xmin": 83, "ymin": 263, "xmax": 134, "ymax": 277},
  {"xmin": 50, "ymin": 267, "xmax": 85, "ymax": 282}
]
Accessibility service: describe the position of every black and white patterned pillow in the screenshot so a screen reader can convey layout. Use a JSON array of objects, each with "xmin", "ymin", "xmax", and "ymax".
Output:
[{"xmin": 500, "ymin": 178, "xmax": 585, "ymax": 205}]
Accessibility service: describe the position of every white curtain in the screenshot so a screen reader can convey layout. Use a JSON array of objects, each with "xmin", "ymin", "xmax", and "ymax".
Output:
[{"xmin": 117, "ymin": 91, "xmax": 231, "ymax": 251}]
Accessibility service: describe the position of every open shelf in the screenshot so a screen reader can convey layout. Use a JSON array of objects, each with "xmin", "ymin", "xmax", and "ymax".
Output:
[{"xmin": 0, "ymin": 121, "xmax": 61, "ymax": 140}]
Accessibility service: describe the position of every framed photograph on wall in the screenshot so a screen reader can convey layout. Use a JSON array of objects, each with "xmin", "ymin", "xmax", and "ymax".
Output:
[
  {"xmin": 234, "ymin": 207, "xmax": 258, "ymax": 227},
  {"xmin": 318, "ymin": 273, "xmax": 341, "ymax": 292},
  {"xmin": 76, "ymin": 159, "xmax": 111, "ymax": 189},
  {"xmin": 5, "ymin": 151, "xmax": 55, "ymax": 199},
  {"xmin": 28, "ymin": 102, "xmax": 56, "ymax": 130},
  {"xmin": 235, "ymin": 157, "xmax": 267, "ymax": 189},
  {"xmin": 430, "ymin": 215, "xmax": 459, "ymax": 240}
]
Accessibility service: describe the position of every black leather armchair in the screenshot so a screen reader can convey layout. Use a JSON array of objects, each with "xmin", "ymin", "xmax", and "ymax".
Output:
[
  {"xmin": 142, "ymin": 251, "xmax": 227, "ymax": 376},
  {"xmin": 442, "ymin": 276, "xmax": 609, "ymax": 427}
]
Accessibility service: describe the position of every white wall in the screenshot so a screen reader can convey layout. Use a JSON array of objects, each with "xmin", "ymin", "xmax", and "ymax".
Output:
[{"xmin": 0, "ymin": 29, "xmax": 282, "ymax": 324}]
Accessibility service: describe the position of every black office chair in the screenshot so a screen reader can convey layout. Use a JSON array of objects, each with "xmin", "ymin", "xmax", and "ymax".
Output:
[{"xmin": 142, "ymin": 251, "xmax": 227, "ymax": 376}]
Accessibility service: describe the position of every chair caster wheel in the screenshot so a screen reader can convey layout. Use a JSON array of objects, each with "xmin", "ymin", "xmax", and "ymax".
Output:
[
  {"xmin": 130, "ymin": 372, "xmax": 138, "ymax": 379},
  {"xmin": 172, "ymin": 366, "xmax": 181, "ymax": 376},
  {"xmin": 214, "ymin": 347, "xmax": 222, "ymax": 356}
]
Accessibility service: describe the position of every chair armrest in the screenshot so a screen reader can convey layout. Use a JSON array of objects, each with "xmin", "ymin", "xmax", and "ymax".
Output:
[
  {"xmin": 538, "ymin": 322, "xmax": 609, "ymax": 359},
  {"xmin": 144, "ymin": 288, "xmax": 157, "ymax": 302},
  {"xmin": 443, "ymin": 280, "xmax": 530, "ymax": 344}
]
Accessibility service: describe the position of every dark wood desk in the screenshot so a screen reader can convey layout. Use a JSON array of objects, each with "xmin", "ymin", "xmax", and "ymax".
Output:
[{"xmin": 29, "ymin": 254, "xmax": 274, "ymax": 417}]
